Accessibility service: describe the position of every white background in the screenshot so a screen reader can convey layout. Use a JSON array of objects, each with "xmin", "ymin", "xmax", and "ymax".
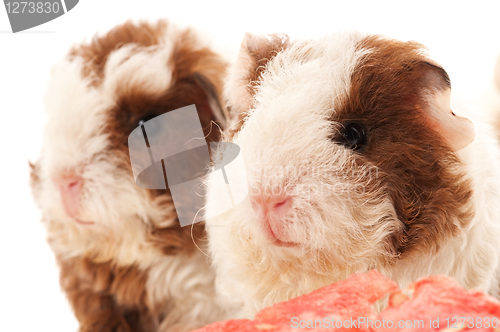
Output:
[{"xmin": 1, "ymin": 1, "xmax": 499, "ymax": 331}]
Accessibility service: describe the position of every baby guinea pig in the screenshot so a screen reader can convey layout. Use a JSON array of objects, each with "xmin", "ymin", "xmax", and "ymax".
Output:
[
  {"xmin": 30, "ymin": 20, "xmax": 227, "ymax": 331},
  {"xmin": 205, "ymin": 32, "xmax": 500, "ymax": 317}
]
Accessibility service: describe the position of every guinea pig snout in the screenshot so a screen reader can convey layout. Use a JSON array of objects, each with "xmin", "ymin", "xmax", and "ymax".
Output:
[
  {"xmin": 249, "ymin": 194, "xmax": 292, "ymax": 219},
  {"xmin": 53, "ymin": 173, "xmax": 94, "ymax": 225}
]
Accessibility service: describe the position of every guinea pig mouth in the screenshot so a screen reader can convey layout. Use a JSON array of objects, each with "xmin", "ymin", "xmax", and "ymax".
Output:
[
  {"xmin": 74, "ymin": 218, "xmax": 95, "ymax": 226},
  {"xmin": 261, "ymin": 219, "xmax": 297, "ymax": 248},
  {"xmin": 273, "ymin": 238, "xmax": 297, "ymax": 248}
]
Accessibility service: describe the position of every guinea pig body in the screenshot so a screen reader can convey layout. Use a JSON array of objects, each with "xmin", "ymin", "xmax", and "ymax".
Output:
[
  {"xmin": 205, "ymin": 32, "xmax": 500, "ymax": 317},
  {"xmin": 30, "ymin": 20, "xmax": 227, "ymax": 331}
]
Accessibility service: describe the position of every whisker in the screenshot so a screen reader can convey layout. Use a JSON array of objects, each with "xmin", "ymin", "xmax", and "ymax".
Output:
[{"xmin": 190, "ymin": 206, "xmax": 211, "ymax": 258}]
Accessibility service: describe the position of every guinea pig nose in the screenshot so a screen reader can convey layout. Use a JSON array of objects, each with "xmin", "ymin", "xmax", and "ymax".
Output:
[
  {"xmin": 54, "ymin": 175, "xmax": 84, "ymax": 219},
  {"xmin": 250, "ymin": 195, "xmax": 292, "ymax": 217},
  {"xmin": 59, "ymin": 176, "xmax": 83, "ymax": 195}
]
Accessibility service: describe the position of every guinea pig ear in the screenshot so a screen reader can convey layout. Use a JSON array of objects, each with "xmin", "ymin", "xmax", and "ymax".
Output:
[
  {"xmin": 192, "ymin": 72, "xmax": 227, "ymax": 130},
  {"xmin": 415, "ymin": 61, "xmax": 475, "ymax": 151},
  {"xmin": 226, "ymin": 32, "xmax": 290, "ymax": 120}
]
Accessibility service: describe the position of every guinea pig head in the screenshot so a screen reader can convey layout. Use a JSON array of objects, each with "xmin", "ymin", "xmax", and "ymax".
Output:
[
  {"xmin": 206, "ymin": 32, "xmax": 475, "ymax": 280},
  {"xmin": 30, "ymin": 20, "xmax": 227, "ymax": 260}
]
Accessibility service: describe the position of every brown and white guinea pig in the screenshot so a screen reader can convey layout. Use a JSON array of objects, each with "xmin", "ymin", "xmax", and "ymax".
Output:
[
  {"xmin": 30, "ymin": 20, "xmax": 228, "ymax": 331},
  {"xmin": 205, "ymin": 32, "xmax": 500, "ymax": 317}
]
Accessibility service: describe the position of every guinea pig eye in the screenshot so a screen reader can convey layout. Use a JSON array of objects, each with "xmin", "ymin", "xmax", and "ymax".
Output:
[
  {"xmin": 342, "ymin": 122, "xmax": 367, "ymax": 151},
  {"xmin": 136, "ymin": 113, "xmax": 162, "ymax": 138}
]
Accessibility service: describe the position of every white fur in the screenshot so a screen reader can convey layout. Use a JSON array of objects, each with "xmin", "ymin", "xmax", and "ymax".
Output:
[
  {"xmin": 495, "ymin": 54, "xmax": 500, "ymax": 92},
  {"xmin": 205, "ymin": 31, "xmax": 500, "ymax": 317}
]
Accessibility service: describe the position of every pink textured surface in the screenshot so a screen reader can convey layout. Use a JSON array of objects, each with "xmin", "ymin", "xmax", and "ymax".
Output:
[
  {"xmin": 193, "ymin": 271, "xmax": 500, "ymax": 332},
  {"xmin": 193, "ymin": 270, "xmax": 398, "ymax": 332},
  {"xmin": 376, "ymin": 275, "xmax": 500, "ymax": 332}
]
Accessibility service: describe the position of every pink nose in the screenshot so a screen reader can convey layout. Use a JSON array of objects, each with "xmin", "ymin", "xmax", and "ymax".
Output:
[
  {"xmin": 54, "ymin": 175, "xmax": 83, "ymax": 220},
  {"xmin": 250, "ymin": 194, "xmax": 292, "ymax": 218}
]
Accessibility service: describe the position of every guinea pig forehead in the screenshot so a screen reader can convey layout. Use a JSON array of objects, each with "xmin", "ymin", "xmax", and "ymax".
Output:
[
  {"xmin": 254, "ymin": 34, "xmax": 367, "ymax": 117},
  {"xmin": 69, "ymin": 20, "xmax": 168, "ymax": 87},
  {"xmin": 102, "ymin": 45, "xmax": 174, "ymax": 100}
]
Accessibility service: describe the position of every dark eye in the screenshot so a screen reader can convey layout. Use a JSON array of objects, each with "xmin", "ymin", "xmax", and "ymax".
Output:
[
  {"xmin": 135, "ymin": 113, "xmax": 162, "ymax": 138},
  {"xmin": 138, "ymin": 113, "xmax": 160, "ymax": 126},
  {"xmin": 342, "ymin": 122, "xmax": 367, "ymax": 151}
]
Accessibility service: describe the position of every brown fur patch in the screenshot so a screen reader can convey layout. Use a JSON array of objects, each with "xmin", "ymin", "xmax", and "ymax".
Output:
[
  {"xmin": 69, "ymin": 20, "xmax": 168, "ymax": 86},
  {"xmin": 59, "ymin": 256, "xmax": 156, "ymax": 332},
  {"xmin": 334, "ymin": 35, "xmax": 474, "ymax": 260},
  {"xmin": 169, "ymin": 28, "xmax": 227, "ymax": 120},
  {"xmin": 146, "ymin": 221, "xmax": 205, "ymax": 256}
]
